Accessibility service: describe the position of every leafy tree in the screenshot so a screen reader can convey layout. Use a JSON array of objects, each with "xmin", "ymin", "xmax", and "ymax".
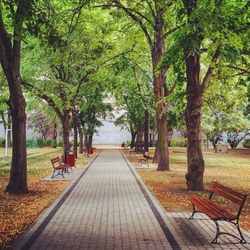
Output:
[
  {"xmin": 22, "ymin": 4, "xmax": 121, "ymax": 159},
  {"xmin": 99, "ymin": 0, "xmax": 182, "ymax": 170},
  {"xmin": 79, "ymin": 83, "xmax": 112, "ymax": 149},
  {"xmin": 167, "ymin": 0, "xmax": 250, "ymax": 190},
  {"xmin": 0, "ymin": 0, "xmax": 38, "ymax": 193}
]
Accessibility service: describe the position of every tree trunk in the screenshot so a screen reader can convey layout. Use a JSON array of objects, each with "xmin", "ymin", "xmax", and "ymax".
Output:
[
  {"xmin": 84, "ymin": 135, "xmax": 88, "ymax": 152},
  {"xmin": 152, "ymin": 9, "xmax": 169, "ymax": 171},
  {"xmin": 61, "ymin": 110, "xmax": 71, "ymax": 162},
  {"xmin": 78, "ymin": 122, "xmax": 84, "ymax": 154},
  {"xmin": 144, "ymin": 110, "xmax": 149, "ymax": 152},
  {"xmin": 131, "ymin": 131, "xmax": 136, "ymax": 148},
  {"xmin": 5, "ymin": 78, "xmax": 28, "ymax": 194},
  {"xmin": 73, "ymin": 110, "xmax": 78, "ymax": 159},
  {"xmin": 136, "ymin": 127, "xmax": 144, "ymax": 144},
  {"xmin": 88, "ymin": 133, "xmax": 93, "ymax": 148},
  {"xmin": 136, "ymin": 126, "xmax": 144, "ymax": 152},
  {"xmin": 0, "ymin": 14, "xmax": 28, "ymax": 193},
  {"xmin": 184, "ymin": 54, "xmax": 205, "ymax": 191}
]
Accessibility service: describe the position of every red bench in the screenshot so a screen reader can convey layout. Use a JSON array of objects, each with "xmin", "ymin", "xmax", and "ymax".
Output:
[
  {"xmin": 189, "ymin": 181, "xmax": 247, "ymax": 244},
  {"xmin": 51, "ymin": 157, "xmax": 70, "ymax": 178}
]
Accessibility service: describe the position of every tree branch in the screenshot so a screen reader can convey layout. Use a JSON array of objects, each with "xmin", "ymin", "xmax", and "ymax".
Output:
[
  {"xmin": 224, "ymin": 64, "xmax": 250, "ymax": 74},
  {"xmin": 200, "ymin": 46, "xmax": 220, "ymax": 93},
  {"xmin": 145, "ymin": 0, "xmax": 156, "ymax": 21},
  {"xmin": 22, "ymin": 80, "xmax": 63, "ymax": 120},
  {"xmin": 0, "ymin": 10, "xmax": 13, "ymax": 80},
  {"xmin": 72, "ymin": 48, "xmax": 134, "ymax": 104},
  {"xmin": 163, "ymin": 25, "xmax": 183, "ymax": 39},
  {"xmin": 110, "ymin": 0, "xmax": 153, "ymax": 49}
]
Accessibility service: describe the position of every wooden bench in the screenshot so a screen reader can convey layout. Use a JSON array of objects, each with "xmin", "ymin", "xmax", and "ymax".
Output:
[
  {"xmin": 189, "ymin": 181, "xmax": 247, "ymax": 244},
  {"xmin": 51, "ymin": 157, "xmax": 70, "ymax": 178},
  {"xmin": 138, "ymin": 152, "xmax": 150, "ymax": 167}
]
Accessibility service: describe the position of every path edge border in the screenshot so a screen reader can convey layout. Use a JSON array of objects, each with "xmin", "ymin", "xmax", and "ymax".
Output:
[
  {"xmin": 121, "ymin": 151, "xmax": 181, "ymax": 250},
  {"xmin": 13, "ymin": 151, "xmax": 101, "ymax": 250}
]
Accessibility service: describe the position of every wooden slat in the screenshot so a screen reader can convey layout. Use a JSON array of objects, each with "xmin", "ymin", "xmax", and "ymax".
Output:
[
  {"xmin": 209, "ymin": 182, "xmax": 246, "ymax": 205},
  {"xmin": 189, "ymin": 196, "xmax": 236, "ymax": 220},
  {"xmin": 51, "ymin": 157, "xmax": 60, "ymax": 164}
]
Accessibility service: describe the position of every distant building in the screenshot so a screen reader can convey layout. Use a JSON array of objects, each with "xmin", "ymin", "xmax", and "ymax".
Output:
[{"xmin": 92, "ymin": 97, "xmax": 131, "ymax": 145}]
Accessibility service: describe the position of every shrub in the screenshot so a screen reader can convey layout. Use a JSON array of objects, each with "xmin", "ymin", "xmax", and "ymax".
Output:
[
  {"xmin": 243, "ymin": 139, "xmax": 250, "ymax": 148},
  {"xmin": 36, "ymin": 138, "xmax": 54, "ymax": 147},
  {"xmin": 36, "ymin": 138, "xmax": 47, "ymax": 147},
  {"xmin": 170, "ymin": 137, "xmax": 187, "ymax": 147},
  {"xmin": 51, "ymin": 140, "xmax": 57, "ymax": 148}
]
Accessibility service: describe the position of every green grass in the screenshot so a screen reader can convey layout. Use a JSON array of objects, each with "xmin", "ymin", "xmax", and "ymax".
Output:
[{"xmin": 0, "ymin": 147, "xmax": 62, "ymax": 177}]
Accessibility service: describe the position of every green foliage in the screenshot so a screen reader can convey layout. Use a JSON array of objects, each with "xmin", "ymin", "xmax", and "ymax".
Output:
[
  {"xmin": 36, "ymin": 138, "xmax": 53, "ymax": 148},
  {"xmin": 170, "ymin": 137, "xmax": 187, "ymax": 147}
]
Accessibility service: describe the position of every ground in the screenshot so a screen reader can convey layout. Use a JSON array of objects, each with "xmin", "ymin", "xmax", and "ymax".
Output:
[
  {"xmin": 0, "ymin": 146, "xmax": 249, "ymax": 248},
  {"xmin": 124, "ymin": 147, "xmax": 250, "ymax": 232},
  {"xmin": 0, "ymin": 147, "xmax": 94, "ymax": 249}
]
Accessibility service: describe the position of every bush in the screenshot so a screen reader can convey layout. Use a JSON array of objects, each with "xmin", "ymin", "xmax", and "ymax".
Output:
[
  {"xmin": 243, "ymin": 139, "xmax": 250, "ymax": 148},
  {"xmin": 26, "ymin": 139, "xmax": 38, "ymax": 148},
  {"xmin": 51, "ymin": 140, "xmax": 57, "ymax": 148},
  {"xmin": 170, "ymin": 137, "xmax": 187, "ymax": 147},
  {"xmin": 36, "ymin": 138, "xmax": 47, "ymax": 147},
  {"xmin": 0, "ymin": 137, "xmax": 5, "ymax": 148},
  {"xmin": 36, "ymin": 138, "xmax": 54, "ymax": 147}
]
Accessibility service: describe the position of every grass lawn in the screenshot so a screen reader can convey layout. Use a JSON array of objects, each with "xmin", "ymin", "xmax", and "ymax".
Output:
[
  {"xmin": 124, "ymin": 147, "xmax": 250, "ymax": 232},
  {"xmin": 0, "ymin": 147, "xmax": 94, "ymax": 249}
]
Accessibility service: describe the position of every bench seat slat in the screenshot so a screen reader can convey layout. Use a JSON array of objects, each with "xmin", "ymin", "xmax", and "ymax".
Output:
[{"xmin": 189, "ymin": 196, "xmax": 236, "ymax": 221}]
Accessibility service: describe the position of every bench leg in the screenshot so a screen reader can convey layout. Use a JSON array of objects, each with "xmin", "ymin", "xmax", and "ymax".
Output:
[
  {"xmin": 236, "ymin": 222, "xmax": 247, "ymax": 244},
  {"xmin": 212, "ymin": 221, "xmax": 247, "ymax": 244},
  {"xmin": 189, "ymin": 204, "xmax": 196, "ymax": 219},
  {"xmin": 212, "ymin": 221, "xmax": 220, "ymax": 244},
  {"xmin": 52, "ymin": 170, "xmax": 56, "ymax": 178},
  {"xmin": 60, "ymin": 169, "xmax": 65, "ymax": 178}
]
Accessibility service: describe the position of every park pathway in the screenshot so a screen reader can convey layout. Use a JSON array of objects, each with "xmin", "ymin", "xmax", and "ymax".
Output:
[
  {"xmin": 14, "ymin": 150, "xmax": 250, "ymax": 250},
  {"xmin": 14, "ymin": 150, "xmax": 175, "ymax": 249}
]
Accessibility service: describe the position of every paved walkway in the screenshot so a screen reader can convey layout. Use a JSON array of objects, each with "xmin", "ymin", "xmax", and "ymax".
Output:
[{"xmin": 14, "ymin": 150, "xmax": 250, "ymax": 250}]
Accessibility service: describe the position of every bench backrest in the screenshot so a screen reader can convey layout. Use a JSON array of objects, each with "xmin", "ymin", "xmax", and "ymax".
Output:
[
  {"xmin": 51, "ymin": 157, "xmax": 60, "ymax": 168},
  {"xmin": 209, "ymin": 181, "xmax": 247, "ymax": 218}
]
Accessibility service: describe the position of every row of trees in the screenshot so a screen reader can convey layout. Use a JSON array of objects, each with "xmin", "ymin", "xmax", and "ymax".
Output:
[
  {"xmin": 102, "ymin": 0, "xmax": 249, "ymax": 190},
  {"xmin": 0, "ymin": 0, "xmax": 249, "ymax": 193}
]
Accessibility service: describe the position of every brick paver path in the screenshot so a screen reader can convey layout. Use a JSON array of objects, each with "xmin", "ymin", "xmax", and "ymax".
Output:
[
  {"xmin": 15, "ymin": 150, "xmax": 175, "ymax": 249},
  {"xmin": 14, "ymin": 150, "xmax": 250, "ymax": 250}
]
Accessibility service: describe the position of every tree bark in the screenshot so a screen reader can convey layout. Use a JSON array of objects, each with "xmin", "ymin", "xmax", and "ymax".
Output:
[
  {"xmin": 136, "ymin": 126, "xmax": 144, "ymax": 152},
  {"xmin": 72, "ymin": 109, "xmax": 78, "ymax": 158},
  {"xmin": 88, "ymin": 133, "xmax": 93, "ymax": 148},
  {"xmin": 144, "ymin": 110, "xmax": 149, "ymax": 152},
  {"xmin": 78, "ymin": 122, "xmax": 84, "ymax": 154},
  {"xmin": 61, "ymin": 110, "xmax": 71, "ymax": 162},
  {"xmin": 51, "ymin": 123, "xmax": 57, "ymax": 147},
  {"xmin": 184, "ymin": 53, "xmax": 205, "ymax": 191},
  {"xmin": 130, "ymin": 131, "xmax": 136, "ymax": 148},
  {"xmin": 152, "ymin": 8, "xmax": 169, "ymax": 171},
  {"xmin": 84, "ymin": 135, "xmax": 88, "ymax": 152},
  {"xmin": 5, "ymin": 77, "xmax": 28, "ymax": 193}
]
